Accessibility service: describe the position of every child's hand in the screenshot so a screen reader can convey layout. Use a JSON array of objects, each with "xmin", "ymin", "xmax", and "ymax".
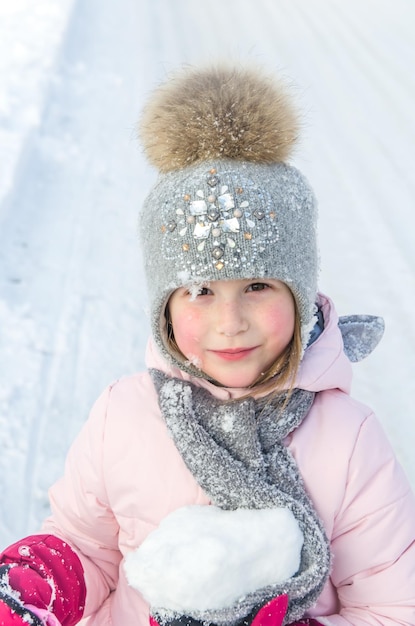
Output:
[
  {"xmin": 147, "ymin": 595, "xmax": 325, "ymax": 626},
  {"xmin": 249, "ymin": 595, "xmax": 288, "ymax": 626},
  {"xmin": 0, "ymin": 565, "xmax": 45, "ymax": 625},
  {"xmin": 1, "ymin": 561, "xmax": 55, "ymax": 610},
  {"xmin": 148, "ymin": 595, "xmax": 289, "ymax": 626},
  {"xmin": 148, "ymin": 595, "xmax": 324, "ymax": 626},
  {"xmin": 0, "ymin": 534, "xmax": 85, "ymax": 626}
]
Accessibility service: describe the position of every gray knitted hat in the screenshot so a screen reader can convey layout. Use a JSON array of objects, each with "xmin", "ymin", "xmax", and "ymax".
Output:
[{"xmin": 138, "ymin": 65, "xmax": 318, "ymax": 376}]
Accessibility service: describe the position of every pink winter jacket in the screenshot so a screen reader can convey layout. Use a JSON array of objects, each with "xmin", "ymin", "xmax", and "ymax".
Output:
[{"xmin": 41, "ymin": 294, "xmax": 415, "ymax": 626}]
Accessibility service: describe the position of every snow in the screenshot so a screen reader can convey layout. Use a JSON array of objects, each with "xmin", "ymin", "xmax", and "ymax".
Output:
[
  {"xmin": 0, "ymin": 0, "xmax": 414, "ymax": 548},
  {"xmin": 0, "ymin": 565, "xmax": 21, "ymax": 603},
  {"xmin": 124, "ymin": 505, "xmax": 302, "ymax": 612}
]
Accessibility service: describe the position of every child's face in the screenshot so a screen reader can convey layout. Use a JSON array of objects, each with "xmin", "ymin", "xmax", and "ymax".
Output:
[{"xmin": 168, "ymin": 278, "xmax": 295, "ymax": 388}]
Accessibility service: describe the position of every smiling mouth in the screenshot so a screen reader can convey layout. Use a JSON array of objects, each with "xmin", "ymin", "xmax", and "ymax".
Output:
[{"xmin": 211, "ymin": 347, "xmax": 257, "ymax": 361}]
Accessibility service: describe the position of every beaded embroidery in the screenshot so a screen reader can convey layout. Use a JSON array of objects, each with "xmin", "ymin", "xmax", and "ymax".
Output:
[{"xmin": 160, "ymin": 168, "xmax": 279, "ymax": 275}]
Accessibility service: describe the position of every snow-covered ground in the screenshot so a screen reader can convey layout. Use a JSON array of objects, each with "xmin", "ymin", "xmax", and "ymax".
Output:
[{"xmin": 0, "ymin": 0, "xmax": 414, "ymax": 546}]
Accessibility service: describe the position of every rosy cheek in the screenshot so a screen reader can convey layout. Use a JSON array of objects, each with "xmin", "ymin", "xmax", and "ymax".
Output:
[
  {"xmin": 265, "ymin": 305, "xmax": 295, "ymax": 336},
  {"xmin": 172, "ymin": 311, "xmax": 203, "ymax": 356}
]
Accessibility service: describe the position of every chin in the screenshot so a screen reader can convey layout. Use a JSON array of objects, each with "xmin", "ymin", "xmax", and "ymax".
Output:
[{"xmin": 211, "ymin": 374, "xmax": 258, "ymax": 388}]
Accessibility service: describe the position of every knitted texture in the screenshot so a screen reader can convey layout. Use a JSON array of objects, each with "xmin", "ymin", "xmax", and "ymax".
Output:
[
  {"xmin": 137, "ymin": 66, "xmax": 319, "ymax": 378},
  {"xmin": 150, "ymin": 369, "xmax": 331, "ymax": 625}
]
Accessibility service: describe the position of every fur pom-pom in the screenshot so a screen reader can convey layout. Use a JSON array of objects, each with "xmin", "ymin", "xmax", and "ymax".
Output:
[{"xmin": 139, "ymin": 65, "xmax": 299, "ymax": 172}]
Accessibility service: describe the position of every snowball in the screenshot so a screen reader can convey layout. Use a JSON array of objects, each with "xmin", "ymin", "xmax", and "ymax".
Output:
[{"xmin": 124, "ymin": 505, "xmax": 303, "ymax": 612}]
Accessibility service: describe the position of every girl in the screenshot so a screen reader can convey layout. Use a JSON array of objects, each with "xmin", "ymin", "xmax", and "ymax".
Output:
[{"xmin": 0, "ymin": 65, "xmax": 414, "ymax": 626}]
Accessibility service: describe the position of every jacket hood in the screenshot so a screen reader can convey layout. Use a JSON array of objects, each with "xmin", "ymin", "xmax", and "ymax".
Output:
[
  {"xmin": 296, "ymin": 294, "xmax": 352, "ymax": 394},
  {"xmin": 145, "ymin": 293, "xmax": 353, "ymax": 399}
]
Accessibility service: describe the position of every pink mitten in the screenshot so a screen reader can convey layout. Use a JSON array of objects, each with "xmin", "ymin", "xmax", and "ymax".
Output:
[
  {"xmin": 251, "ymin": 595, "xmax": 288, "ymax": 626},
  {"xmin": 0, "ymin": 534, "xmax": 85, "ymax": 626}
]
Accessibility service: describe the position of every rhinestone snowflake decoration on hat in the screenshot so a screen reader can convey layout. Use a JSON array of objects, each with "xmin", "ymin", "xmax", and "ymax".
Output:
[{"xmin": 160, "ymin": 168, "xmax": 279, "ymax": 276}]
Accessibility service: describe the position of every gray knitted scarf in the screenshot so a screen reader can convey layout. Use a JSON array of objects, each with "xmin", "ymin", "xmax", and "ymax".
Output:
[{"xmin": 150, "ymin": 369, "xmax": 331, "ymax": 626}]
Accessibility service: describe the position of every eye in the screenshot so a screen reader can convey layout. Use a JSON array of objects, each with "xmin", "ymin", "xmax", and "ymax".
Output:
[
  {"xmin": 246, "ymin": 282, "xmax": 269, "ymax": 292},
  {"xmin": 184, "ymin": 284, "xmax": 212, "ymax": 298},
  {"xmin": 197, "ymin": 286, "xmax": 211, "ymax": 296}
]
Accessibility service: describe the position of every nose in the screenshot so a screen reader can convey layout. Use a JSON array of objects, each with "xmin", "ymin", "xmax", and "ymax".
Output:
[{"xmin": 215, "ymin": 300, "xmax": 248, "ymax": 337}]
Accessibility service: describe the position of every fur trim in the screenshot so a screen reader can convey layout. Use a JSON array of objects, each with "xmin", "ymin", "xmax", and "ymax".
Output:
[{"xmin": 139, "ymin": 65, "xmax": 299, "ymax": 172}]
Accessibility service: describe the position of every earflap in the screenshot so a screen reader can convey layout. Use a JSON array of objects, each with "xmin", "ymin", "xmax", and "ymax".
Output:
[{"xmin": 338, "ymin": 315, "xmax": 385, "ymax": 362}]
